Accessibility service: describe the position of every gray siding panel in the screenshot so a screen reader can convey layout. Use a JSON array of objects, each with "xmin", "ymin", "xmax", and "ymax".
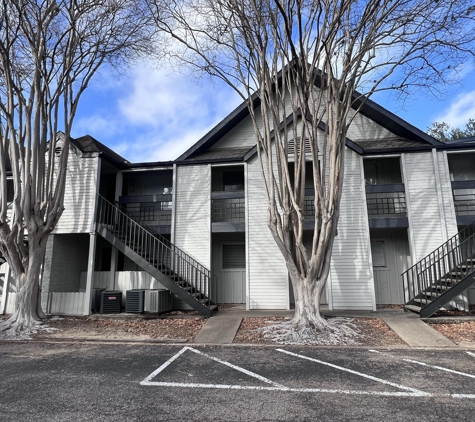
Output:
[
  {"xmin": 54, "ymin": 150, "xmax": 99, "ymax": 234},
  {"xmin": 175, "ymin": 165, "xmax": 211, "ymax": 267},
  {"xmin": 438, "ymin": 151, "xmax": 458, "ymax": 239},
  {"xmin": 247, "ymin": 156, "xmax": 288, "ymax": 309},
  {"xmin": 403, "ymin": 153, "xmax": 445, "ymax": 261},
  {"xmin": 330, "ymin": 149, "xmax": 374, "ymax": 310}
]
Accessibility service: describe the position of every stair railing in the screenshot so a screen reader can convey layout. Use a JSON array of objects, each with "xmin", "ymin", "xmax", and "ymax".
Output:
[
  {"xmin": 402, "ymin": 221, "xmax": 475, "ymax": 308},
  {"xmin": 96, "ymin": 194, "xmax": 211, "ymax": 308}
]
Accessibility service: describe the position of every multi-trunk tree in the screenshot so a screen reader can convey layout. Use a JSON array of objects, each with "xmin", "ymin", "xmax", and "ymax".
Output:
[
  {"xmin": 0, "ymin": 0, "xmax": 156, "ymax": 338},
  {"xmin": 151, "ymin": 0, "xmax": 475, "ymax": 342}
]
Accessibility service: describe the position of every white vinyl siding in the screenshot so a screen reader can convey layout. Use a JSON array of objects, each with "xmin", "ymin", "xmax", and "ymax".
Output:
[
  {"xmin": 174, "ymin": 165, "xmax": 211, "ymax": 267},
  {"xmin": 210, "ymin": 114, "xmax": 258, "ymax": 150},
  {"xmin": 347, "ymin": 109, "xmax": 399, "ymax": 141},
  {"xmin": 54, "ymin": 150, "xmax": 99, "ymax": 234},
  {"xmin": 330, "ymin": 149, "xmax": 374, "ymax": 310},
  {"xmin": 437, "ymin": 151, "xmax": 458, "ymax": 239},
  {"xmin": 403, "ymin": 152, "xmax": 445, "ymax": 261},
  {"xmin": 247, "ymin": 155, "xmax": 288, "ymax": 309}
]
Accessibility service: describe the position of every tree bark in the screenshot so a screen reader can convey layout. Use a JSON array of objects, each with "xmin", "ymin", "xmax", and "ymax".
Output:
[
  {"xmin": 290, "ymin": 273, "xmax": 328, "ymax": 331},
  {"xmin": 0, "ymin": 235, "xmax": 47, "ymax": 336}
]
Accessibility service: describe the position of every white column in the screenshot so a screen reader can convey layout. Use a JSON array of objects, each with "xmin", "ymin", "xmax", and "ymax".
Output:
[
  {"xmin": 84, "ymin": 157, "xmax": 101, "ymax": 315},
  {"xmin": 83, "ymin": 233, "xmax": 97, "ymax": 315}
]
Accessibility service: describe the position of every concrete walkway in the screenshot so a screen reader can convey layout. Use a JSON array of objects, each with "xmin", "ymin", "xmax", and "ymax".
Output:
[{"xmin": 194, "ymin": 306, "xmax": 457, "ymax": 347}]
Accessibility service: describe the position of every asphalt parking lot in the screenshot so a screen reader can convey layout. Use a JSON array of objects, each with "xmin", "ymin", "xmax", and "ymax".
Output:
[{"xmin": 1, "ymin": 342, "xmax": 475, "ymax": 421}]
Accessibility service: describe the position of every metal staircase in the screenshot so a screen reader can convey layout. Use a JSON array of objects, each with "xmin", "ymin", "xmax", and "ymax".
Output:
[
  {"xmin": 95, "ymin": 194, "xmax": 215, "ymax": 317},
  {"xmin": 402, "ymin": 222, "xmax": 475, "ymax": 318}
]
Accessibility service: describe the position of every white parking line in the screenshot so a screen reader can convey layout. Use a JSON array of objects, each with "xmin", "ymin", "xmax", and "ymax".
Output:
[
  {"xmin": 141, "ymin": 381, "xmax": 428, "ymax": 397},
  {"xmin": 276, "ymin": 349, "xmax": 429, "ymax": 396},
  {"xmin": 370, "ymin": 349, "xmax": 475, "ymax": 380},
  {"xmin": 141, "ymin": 346, "xmax": 285, "ymax": 388},
  {"xmin": 140, "ymin": 347, "xmax": 475, "ymax": 398},
  {"xmin": 466, "ymin": 351, "xmax": 475, "ymax": 358}
]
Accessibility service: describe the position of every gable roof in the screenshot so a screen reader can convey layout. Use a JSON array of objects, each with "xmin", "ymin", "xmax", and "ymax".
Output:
[
  {"xmin": 176, "ymin": 85, "xmax": 442, "ymax": 161},
  {"xmin": 71, "ymin": 134, "xmax": 129, "ymax": 167}
]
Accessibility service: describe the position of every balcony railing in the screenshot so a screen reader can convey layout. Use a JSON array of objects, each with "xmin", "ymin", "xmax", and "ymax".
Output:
[
  {"xmin": 211, "ymin": 198, "xmax": 245, "ymax": 222},
  {"xmin": 118, "ymin": 195, "xmax": 172, "ymax": 227},
  {"xmin": 452, "ymin": 182, "xmax": 475, "ymax": 217},
  {"xmin": 365, "ymin": 184, "xmax": 407, "ymax": 218},
  {"xmin": 121, "ymin": 202, "xmax": 172, "ymax": 225}
]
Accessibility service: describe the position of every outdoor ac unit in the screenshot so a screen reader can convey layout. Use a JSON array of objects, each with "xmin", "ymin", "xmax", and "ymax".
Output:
[
  {"xmin": 144, "ymin": 289, "xmax": 173, "ymax": 314},
  {"xmin": 126, "ymin": 289, "xmax": 145, "ymax": 313},
  {"xmin": 100, "ymin": 290, "xmax": 122, "ymax": 314}
]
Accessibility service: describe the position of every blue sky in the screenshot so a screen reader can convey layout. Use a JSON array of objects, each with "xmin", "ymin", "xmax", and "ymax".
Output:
[{"xmin": 71, "ymin": 61, "xmax": 475, "ymax": 163}]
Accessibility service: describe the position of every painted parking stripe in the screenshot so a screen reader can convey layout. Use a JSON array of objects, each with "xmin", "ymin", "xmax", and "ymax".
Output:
[
  {"xmin": 141, "ymin": 381, "xmax": 427, "ymax": 397},
  {"xmin": 370, "ymin": 349, "xmax": 475, "ymax": 380},
  {"xmin": 140, "ymin": 346, "xmax": 189, "ymax": 385},
  {"xmin": 139, "ymin": 347, "xmax": 475, "ymax": 398},
  {"xmin": 276, "ymin": 349, "xmax": 429, "ymax": 396},
  {"xmin": 141, "ymin": 346, "xmax": 285, "ymax": 388},
  {"xmin": 466, "ymin": 351, "xmax": 475, "ymax": 358},
  {"xmin": 186, "ymin": 347, "xmax": 286, "ymax": 388}
]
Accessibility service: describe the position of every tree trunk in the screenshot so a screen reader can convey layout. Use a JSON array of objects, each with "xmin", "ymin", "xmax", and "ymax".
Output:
[
  {"xmin": 0, "ymin": 237, "xmax": 47, "ymax": 337},
  {"xmin": 290, "ymin": 274, "xmax": 328, "ymax": 331}
]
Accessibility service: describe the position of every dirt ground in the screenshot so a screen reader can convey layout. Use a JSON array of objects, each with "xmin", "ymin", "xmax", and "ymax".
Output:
[
  {"xmin": 2, "ymin": 312, "xmax": 475, "ymax": 346},
  {"xmin": 32, "ymin": 317, "xmax": 207, "ymax": 342},
  {"xmin": 233, "ymin": 317, "xmax": 406, "ymax": 346},
  {"xmin": 429, "ymin": 321, "xmax": 475, "ymax": 346}
]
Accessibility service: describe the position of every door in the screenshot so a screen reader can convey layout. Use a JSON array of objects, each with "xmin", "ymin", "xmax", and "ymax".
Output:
[
  {"xmin": 371, "ymin": 230, "xmax": 411, "ymax": 304},
  {"xmin": 218, "ymin": 243, "xmax": 246, "ymax": 304}
]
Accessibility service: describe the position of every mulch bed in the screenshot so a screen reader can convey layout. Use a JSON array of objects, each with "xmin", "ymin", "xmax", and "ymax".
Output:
[
  {"xmin": 429, "ymin": 321, "xmax": 475, "ymax": 345},
  {"xmin": 31, "ymin": 317, "xmax": 207, "ymax": 342},
  {"xmin": 233, "ymin": 317, "xmax": 405, "ymax": 346}
]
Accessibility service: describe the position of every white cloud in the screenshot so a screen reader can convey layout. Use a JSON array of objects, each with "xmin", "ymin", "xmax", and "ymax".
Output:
[
  {"xmin": 434, "ymin": 90, "xmax": 475, "ymax": 127},
  {"xmin": 113, "ymin": 62, "xmax": 241, "ymax": 161},
  {"xmin": 73, "ymin": 114, "xmax": 121, "ymax": 138},
  {"xmin": 71, "ymin": 61, "xmax": 242, "ymax": 162}
]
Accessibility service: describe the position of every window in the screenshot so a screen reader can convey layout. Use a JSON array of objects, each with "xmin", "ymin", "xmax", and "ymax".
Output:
[
  {"xmin": 222, "ymin": 244, "xmax": 246, "ymax": 269},
  {"xmin": 371, "ymin": 241, "xmax": 386, "ymax": 267},
  {"xmin": 223, "ymin": 171, "xmax": 244, "ymax": 192}
]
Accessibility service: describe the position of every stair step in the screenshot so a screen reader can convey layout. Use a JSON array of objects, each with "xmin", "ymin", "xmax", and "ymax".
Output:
[
  {"xmin": 405, "ymin": 304, "xmax": 422, "ymax": 314},
  {"xmin": 421, "ymin": 291, "xmax": 440, "ymax": 297},
  {"xmin": 433, "ymin": 284, "xmax": 451, "ymax": 290},
  {"xmin": 437, "ymin": 279, "xmax": 457, "ymax": 284},
  {"xmin": 414, "ymin": 298, "xmax": 433, "ymax": 305}
]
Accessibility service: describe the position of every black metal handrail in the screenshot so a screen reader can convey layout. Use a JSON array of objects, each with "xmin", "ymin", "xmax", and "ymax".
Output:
[
  {"xmin": 402, "ymin": 221, "xmax": 475, "ymax": 308},
  {"xmin": 96, "ymin": 194, "xmax": 211, "ymax": 308}
]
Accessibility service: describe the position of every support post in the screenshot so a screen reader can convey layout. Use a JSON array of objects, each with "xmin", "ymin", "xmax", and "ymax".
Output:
[
  {"xmin": 83, "ymin": 232, "xmax": 97, "ymax": 315},
  {"xmin": 109, "ymin": 171, "xmax": 123, "ymax": 290}
]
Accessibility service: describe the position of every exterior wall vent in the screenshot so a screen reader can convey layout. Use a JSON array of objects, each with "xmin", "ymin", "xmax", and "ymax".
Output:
[
  {"xmin": 287, "ymin": 137, "xmax": 311, "ymax": 156},
  {"xmin": 55, "ymin": 146, "xmax": 62, "ymax": 155}
]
